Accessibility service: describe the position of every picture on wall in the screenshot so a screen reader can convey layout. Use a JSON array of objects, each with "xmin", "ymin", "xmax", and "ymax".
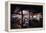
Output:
[
  {"xmin": 11, "ymin": 4, "xmax": 43, "ymax": 29},
  {"xmin": 8, "ymin": 1, "xmax": 44, "ymax": 31}
]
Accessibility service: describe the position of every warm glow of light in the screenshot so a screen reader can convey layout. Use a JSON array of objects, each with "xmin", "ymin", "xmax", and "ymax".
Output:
[
  {"xmin": 33, "ymin": 15, "xmax": 37, "ymax": 18},
  {"xmin": 23, "ymin": 10, "xmax": 29, "ymax": 14}
]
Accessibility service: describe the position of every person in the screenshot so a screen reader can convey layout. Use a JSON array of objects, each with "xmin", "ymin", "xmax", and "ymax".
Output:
[
  {"xmin": 23, "ymin": 18, "xmax": 29, "ymax": 28},
  {"xmin": 29, "ymin": 20, "xmax": 32, "ymax": 27}
]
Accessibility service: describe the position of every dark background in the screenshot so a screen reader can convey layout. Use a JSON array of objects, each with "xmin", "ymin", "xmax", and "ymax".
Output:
[{"xmin": 10, "ymin": 4, "xmax": 43, "ymax": 29}]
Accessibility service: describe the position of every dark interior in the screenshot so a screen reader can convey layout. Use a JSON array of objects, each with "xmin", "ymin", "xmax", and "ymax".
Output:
[{"xmin": 10, "ymin": 4, "xmax": 43, "ymax": 29}]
